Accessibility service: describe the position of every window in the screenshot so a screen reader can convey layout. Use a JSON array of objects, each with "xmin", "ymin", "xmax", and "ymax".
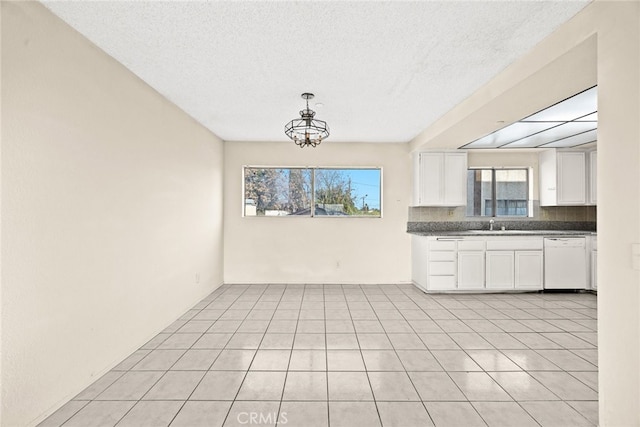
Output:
[
  {"xmin": 244, "ymin": 167, "xmax": 381, "ymax": 217},
  {"xmin": 466, "ymin": 168, "xmax": 529, "ymax": 217}
]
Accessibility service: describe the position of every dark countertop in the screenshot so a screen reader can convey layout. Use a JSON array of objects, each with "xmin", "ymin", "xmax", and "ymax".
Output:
[
  {"xmin": 409, "ymin": 230, "xmax": 596, "ymax": 237},
  {"xmin": 407, "ymin": 221, "xmax": 596, "ymax": 236}
]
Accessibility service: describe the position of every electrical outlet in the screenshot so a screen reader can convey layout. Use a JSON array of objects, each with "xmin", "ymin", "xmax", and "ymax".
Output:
[{"xmin": 195, "ymin": 273, "xmax": 200, "ymax": 284}]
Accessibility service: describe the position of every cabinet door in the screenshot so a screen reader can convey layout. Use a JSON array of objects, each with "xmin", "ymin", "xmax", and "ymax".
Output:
[
  {"xmin": 486, "ymin": 251, "xmax": 514, "ymax": 289},
  {"xmin": 443, "ymin": 153, "xmax": 467, "ymax": 205},
  {"xmin": 589, "ymin": 151, "xmax": 597, "ymax": 205},
  {"xmin": 539, "ymin": 150, "xmax": 557, "ymax": 206},
  {"xmin": 458, "ymin": 251, "xmax": 485, "ymax": 289},
  {"xmin": 515, "ymin": 251, "xmax": 543, "ymax": 290},
  {"xmin": 557, "ymin": 152, "xmax": 586, "ymax": 204},
  {"xmin": 418, "ymin": 153, "xmax": 443, "ymax": 205}
]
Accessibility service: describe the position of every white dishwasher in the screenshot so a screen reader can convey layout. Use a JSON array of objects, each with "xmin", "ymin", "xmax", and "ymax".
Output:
[{"xmin": 544, "ymin": 238, "xmax": 587, "ymax": 289}]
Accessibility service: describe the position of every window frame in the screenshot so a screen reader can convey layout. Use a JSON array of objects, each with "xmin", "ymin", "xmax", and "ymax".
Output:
[
  {"xmin": 242, "ymin": 165, "xmax": 383, "ymax": 218},
  {"xmin": 466, "ymin": 167, "xmax": 531, "ymax": 218}
]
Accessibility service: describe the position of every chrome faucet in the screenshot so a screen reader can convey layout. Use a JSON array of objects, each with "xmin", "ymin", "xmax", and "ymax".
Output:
[{"xmin": 489, "ymin": 219, "xmax": 495, "ymax": 231}]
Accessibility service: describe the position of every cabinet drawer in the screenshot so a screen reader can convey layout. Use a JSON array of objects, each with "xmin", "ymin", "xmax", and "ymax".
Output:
[
  {"xmin": 428, "ymin": 275, "xmax": 456, "ymax": 290},
  {"xmin": 429, "ymin": 251, "xmax": 456, "ymax": 261},
  {"xmin": 458, "ymin": 241, "xmax": 485, "ymax": 251},
  {"xmin": 429, "ymin": 261, "xmax": 456, "ymax": 275},
  {"xmin": 429, "ymin": 240, "xmax": 457, "ymax": 251},
  {"xmin": 486, "ymin": 239, "xmax": 543, "ymax": 251}
]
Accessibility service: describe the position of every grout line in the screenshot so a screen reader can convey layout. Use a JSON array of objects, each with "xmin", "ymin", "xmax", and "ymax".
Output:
[
  {"xmin": 323, "ymin": 285, "xmax": 330, "ymax": 427},
  {"xmin": 394, "ymin": 285, "xmax": 543, "ymax": 425},
  {"xmin": 367, "ymin": 285, "xmax": 440, "ymax": 426},
  {"xmin": 397, "ymin": 286, "xmax": 570, "ymax": 426},
  {"xmin": 168, "ymin": 285, "xmax": 266, "ymax": 426},
  {"xmin": 48, "ymin": 400, "xmax": 90, "ymax": 427},
  {"xmin": 54, "ymin": 287, "xmax": 600, "ymax": 427},
  {"xmin": 109, "ymin": 288, "xmax": 246, "ymax": 426},
  {"xmin": 164, "ymin": 285, "xmax": 259, "ymax": 427},
  {"xmin": 275, "ymin": 284, "xmax": 304, "ymax": 427},
  {"xmin": 352, "ymin": 284, "xmax": 389, "ymax": 427}
]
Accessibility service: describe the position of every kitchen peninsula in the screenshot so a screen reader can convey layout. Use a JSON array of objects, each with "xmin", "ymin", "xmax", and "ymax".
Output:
[{"xmin": 409, "ymin": 221, "xmax": 596, "ymax": 293}]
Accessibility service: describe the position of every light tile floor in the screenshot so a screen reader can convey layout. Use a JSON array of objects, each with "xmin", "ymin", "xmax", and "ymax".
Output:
[{"xmin": 40, "ymin": 284, "xmax": 598, "ymax": 427}]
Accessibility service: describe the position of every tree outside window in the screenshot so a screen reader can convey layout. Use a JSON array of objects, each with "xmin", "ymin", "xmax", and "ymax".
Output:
[{"xmin": 244, "ymin": 167, "xmax": 381, "ymax": 217}]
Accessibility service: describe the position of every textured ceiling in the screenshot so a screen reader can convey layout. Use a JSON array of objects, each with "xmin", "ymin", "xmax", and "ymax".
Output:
[{"xmin": 42, "ymin": 1, "xmax": 590, "ymax": 143}]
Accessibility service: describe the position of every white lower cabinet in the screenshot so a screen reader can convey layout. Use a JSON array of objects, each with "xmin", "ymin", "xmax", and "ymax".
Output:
[
  {"xmin": 486, "ymin": 252, "xmax": 515, "ymax": 289},
  {"xmin": 428, "ymin": 275, "xmax": 457, "ymax": 290},
  {"xmin": 486, "ymin": 251, "xmax": 543, "ymax": 290},
  {"xmin": 427, "ymin": 240, "xmax": 457, "ymax": 290},
  {"xmin": 412, "ymin": 235, "xmax": 459, "ymax": 291},
  {"xmin": 412, "ymin": 235, "xmax": 546, "ymax": 292},
  {"xmin": 411, "ymin": 236, "xmax": 429, "ymax": 290},
  {"xmin": 515, "ymin": 251, "xmax": 544, "ymax": 290},
  {"xmin": 458, "ymin": 251, "xmax": 485, "ymax": 289}
]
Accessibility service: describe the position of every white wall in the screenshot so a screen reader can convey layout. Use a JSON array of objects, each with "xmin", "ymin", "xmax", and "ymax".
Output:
[
  {"xmin": 595, "ymin": 2, "xmax": 640, "ymax": 425},
  {"xmin": 1, "ymin": 3, "xmax": 224, "ymax": 426},
  {"xmin": 411, "ymin": 1, "xmax": 640, "ymax": 424},
  {"xmin": 224, "ymin": 141, "xmax": 411, "ymax": 285}
]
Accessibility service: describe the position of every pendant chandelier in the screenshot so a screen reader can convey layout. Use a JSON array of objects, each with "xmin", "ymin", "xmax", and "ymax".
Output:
[{"xmin": 285, "ymin": 93, "xmax": 330, "ymax": 148}]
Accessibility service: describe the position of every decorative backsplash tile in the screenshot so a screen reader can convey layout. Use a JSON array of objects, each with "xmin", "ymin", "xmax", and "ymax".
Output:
[{"xmin": 408, "ymin": 202, "xmax": 596, "ymax": 236}]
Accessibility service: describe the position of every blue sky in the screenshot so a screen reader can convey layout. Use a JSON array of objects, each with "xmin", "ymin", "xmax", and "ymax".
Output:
[
  {"xmin": 345, "ymin": 169, "xmax": 381, "ymax": 210},
  {"xmin": 267, "ymin": 167, "xmax": 382, "ymax": 210}
]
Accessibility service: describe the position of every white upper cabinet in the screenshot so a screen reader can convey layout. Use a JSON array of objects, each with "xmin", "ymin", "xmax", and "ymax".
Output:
[
  {"xmin": 588, "ymin": 150, "xmax": 597, "ymax": 205},
  {"xmin": 444, "ymin": 153, "xmax": 468, "ymax": 205},
  {"xmin": 413, "ymin": 151, "xmax": 467, "ymax": 206},
  {"xmin": 539, "ymin": 149, "xmax": 587, "ymax": 206},
  {"xmin": 416, "ymin": 152, "xmax": 443, "ymax": 206},
  {"xmin": 558, "ymin": 152, "xmax": 586, "ymax": 204}
]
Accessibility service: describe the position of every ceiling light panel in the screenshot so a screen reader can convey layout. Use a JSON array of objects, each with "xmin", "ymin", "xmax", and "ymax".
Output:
[
  {"xmin": 542, "ymin": 129, "xmax": 598, "ymax": 148},
  {"xmin": 524, "ymin": 86, "xmax": 597, "ymax": 122},
  {"xmin": 575, "ymin": 111, "xmax": 598, "ymax": 121},
  {"xmin": 461, "ymin": 86, "xmax": 598, "ymax": 150},
  {"xmin": 463, "ymin": 122, "xmax": 561, "ymax": 148},
  {"xmin": 501, "ymin": 121, "xmax": 597, "ymax": 148}
]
